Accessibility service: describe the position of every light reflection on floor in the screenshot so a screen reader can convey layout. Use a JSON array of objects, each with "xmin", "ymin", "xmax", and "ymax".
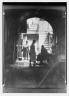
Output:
[
  {"xmin": 12, "ymin": 59, "xmax": 30, "ymax": 68},
  {"xmin": 10, "ymin": 58, "xmax": 40, "ymax": 68}
]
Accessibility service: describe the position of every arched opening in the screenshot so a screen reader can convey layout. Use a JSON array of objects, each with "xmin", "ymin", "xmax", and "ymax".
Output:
[
  {"xmin": 16, "ymin": 17, "xmax": 56, "ymax": 67},
  {"xmin": 27, "ymin": 17, "xmax": 53, "ymax": 54}
]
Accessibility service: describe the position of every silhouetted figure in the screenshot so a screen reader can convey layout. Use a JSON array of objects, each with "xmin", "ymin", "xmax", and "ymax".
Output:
[
  {"xmin": 41, "ymin": 45, "xmax": 48, "ymax": 62},
  {"xmin": 37, "ymin": 45, "xmax": 48, "ymax": 64},
  {"xmin": 29, "ymin": 40, "xmax": 36, "ymax": 67}
]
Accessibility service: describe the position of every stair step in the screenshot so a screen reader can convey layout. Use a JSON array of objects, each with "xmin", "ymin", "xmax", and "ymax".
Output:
[
  {"xmin": 43, "ymin": 45, "xmax": 49, "ymax": 46},
  {"xmin": 44, "ymin": 45, "xmax": 49, "ymax": 46},
  {"xmin": 43, "ymin": 43, "xmax": 48, "ymax": 45},
  {"xmin": 43, "ymin": 45, "xmax": 49, "ymax": 47}
]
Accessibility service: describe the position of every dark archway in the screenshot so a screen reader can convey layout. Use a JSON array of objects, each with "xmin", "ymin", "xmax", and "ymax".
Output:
[
  {"xmin": 4, "ymin": 8, "xmax": 66, "ymax": 65},
  {"xmin": 3, "ymin": 3, "xmax": 66, "ymax": 92}
]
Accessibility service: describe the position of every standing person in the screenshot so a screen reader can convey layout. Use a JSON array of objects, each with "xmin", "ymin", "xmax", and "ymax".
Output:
[
  {"xmin": 23, "ymin": 41, "xmax": 29, "ymax": 60},
  {"xmin": 29, "ymin": 40, "xmax": 36, "ymax": 67}
]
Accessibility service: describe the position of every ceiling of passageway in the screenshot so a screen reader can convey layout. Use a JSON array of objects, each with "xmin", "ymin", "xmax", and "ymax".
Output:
[
  {"xmin": 4, "ymin": 2, "xmax": 66, "ymax": 20},
  {"xmin": 4, "ymin": 8, "xmax": 66, "ymax": 20},
  {"xmin": 3, "ymin": 3, "xmax": 66, "ymax": 36}
]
